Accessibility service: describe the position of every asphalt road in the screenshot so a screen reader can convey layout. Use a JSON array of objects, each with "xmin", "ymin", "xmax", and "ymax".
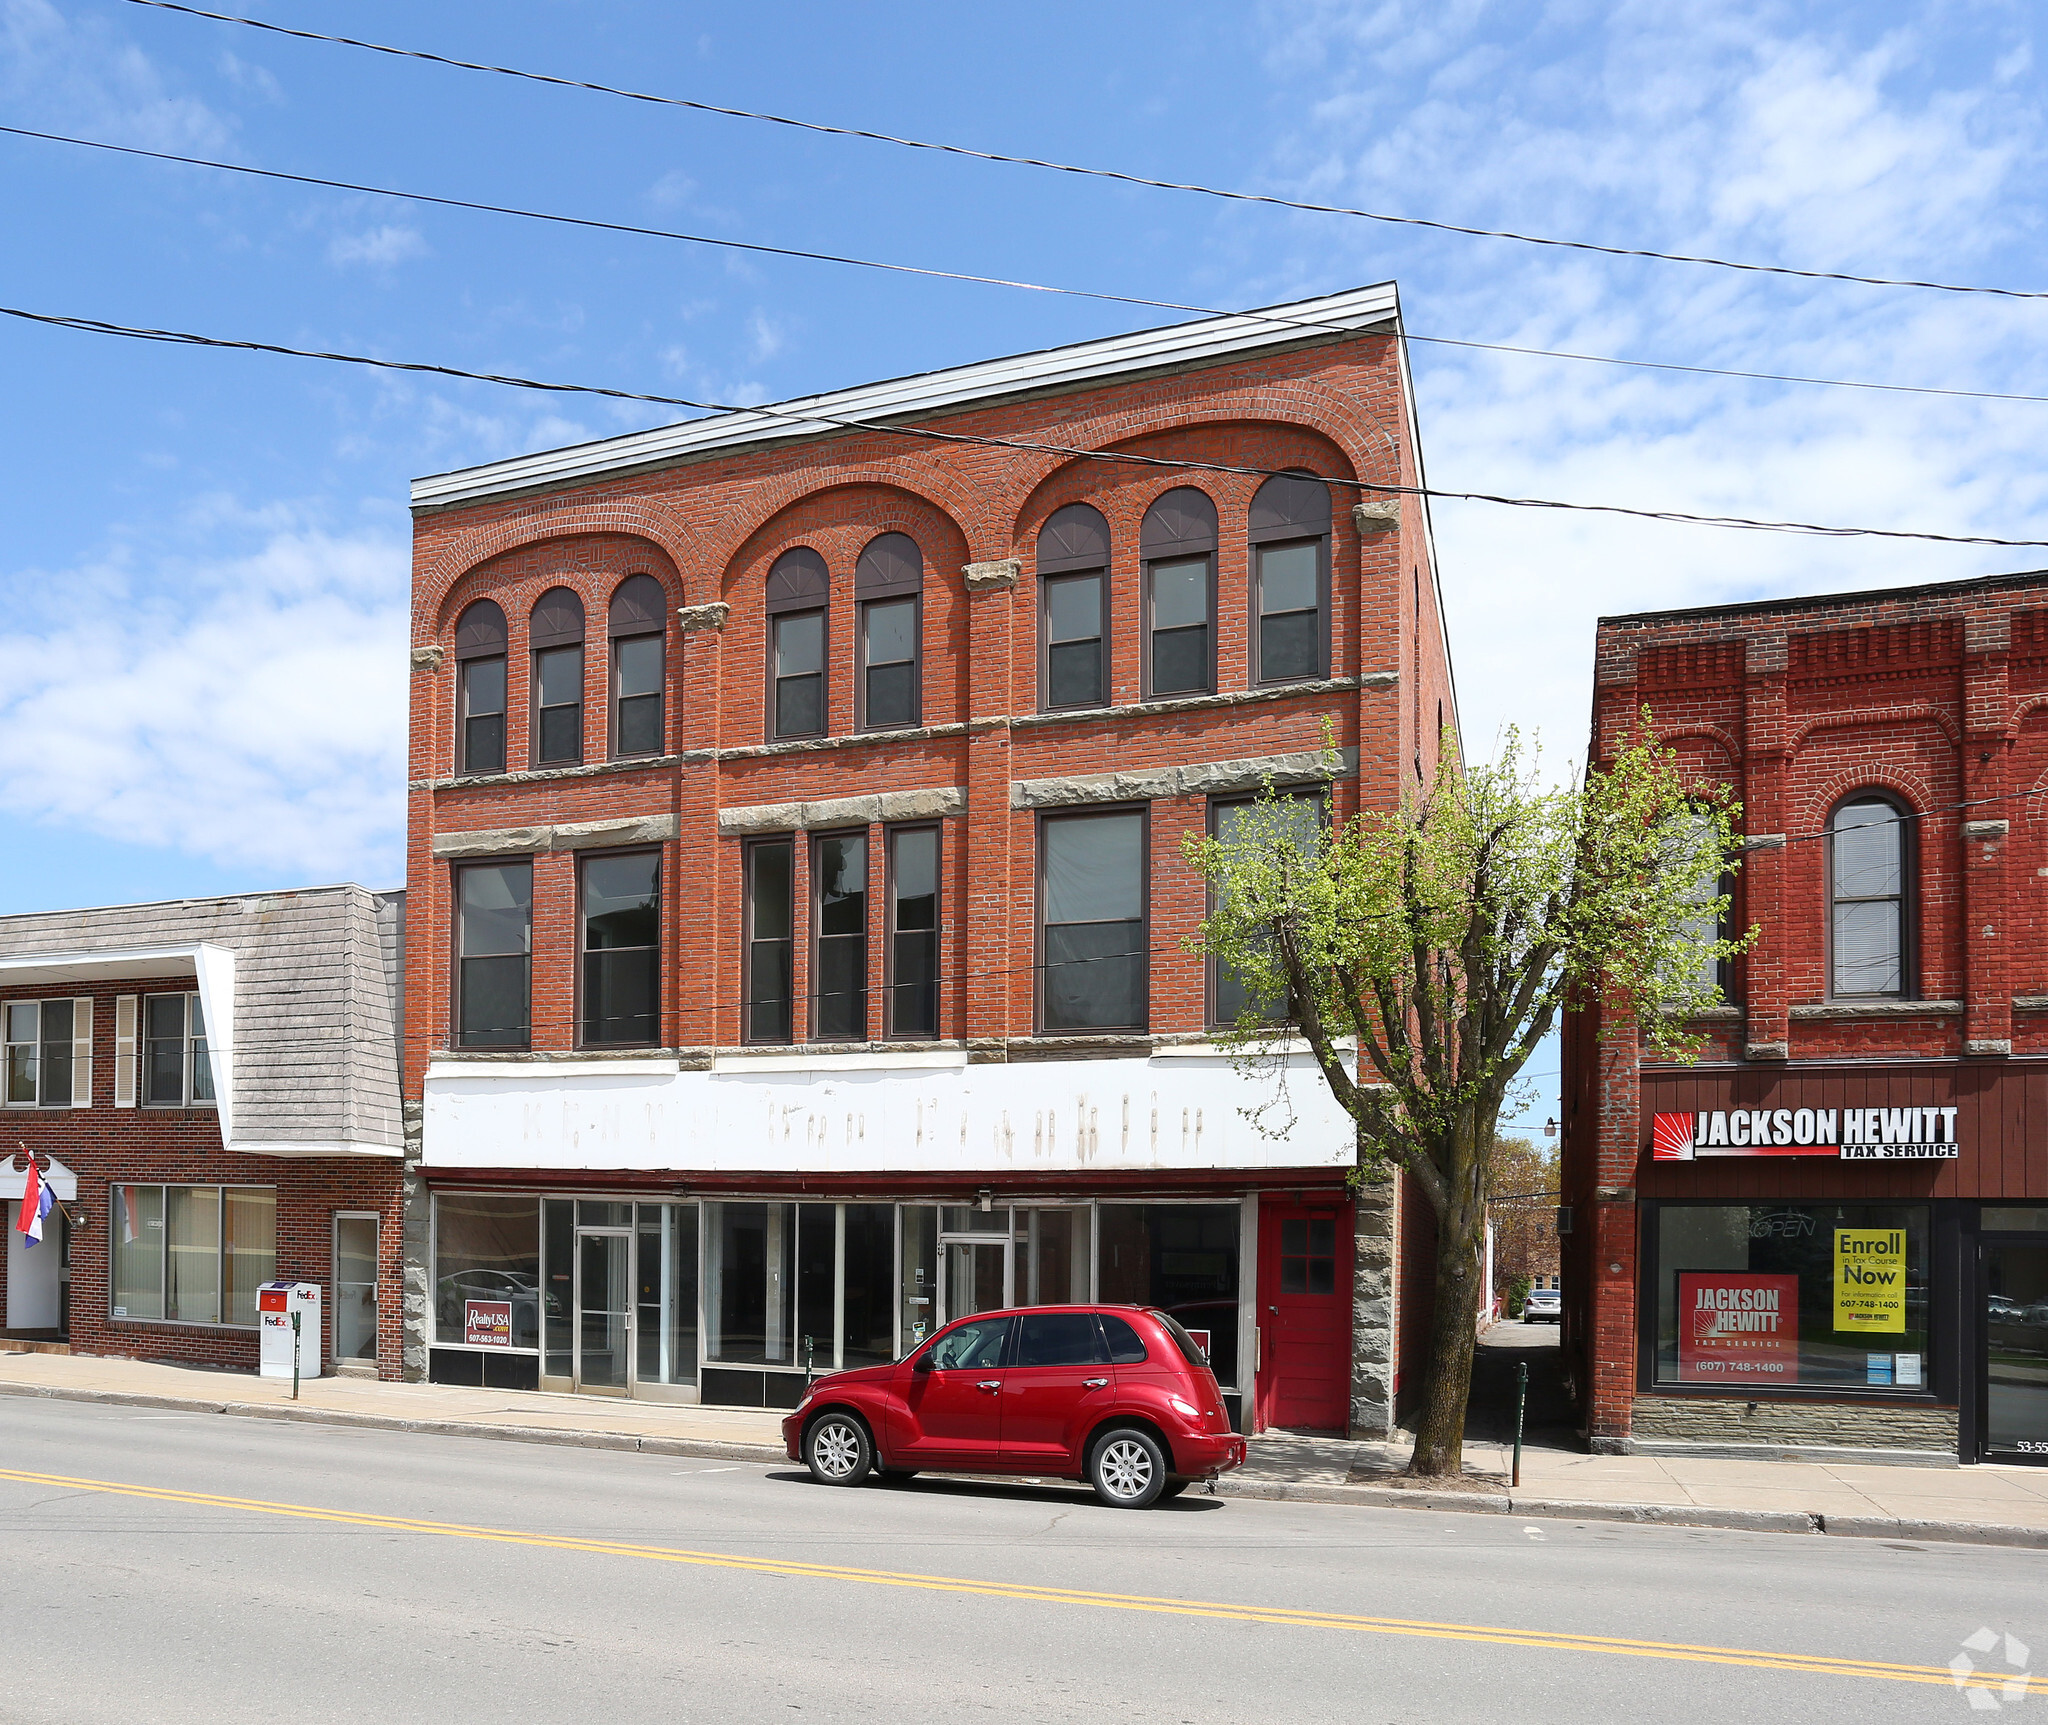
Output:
[{"xmin": 0, "ymin": 1397, "xmax": 2038, "ymax": 1724}]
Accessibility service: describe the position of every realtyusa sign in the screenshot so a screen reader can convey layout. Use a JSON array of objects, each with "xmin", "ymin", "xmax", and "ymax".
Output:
[{"xmin": 1652, "ymin": 1106, "xmax": 1960, "ymax": 1162}]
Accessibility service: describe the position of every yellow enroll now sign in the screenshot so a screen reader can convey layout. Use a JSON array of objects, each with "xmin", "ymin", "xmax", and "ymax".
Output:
[{"xmin": 1834, "ymin": 1229, "xmax": 1907, "ymax": 1333}]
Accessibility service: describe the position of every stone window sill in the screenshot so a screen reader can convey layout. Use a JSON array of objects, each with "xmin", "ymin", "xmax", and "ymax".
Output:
[{"xmin": 1787, "ymin": 1001, "xmax": 1963, "ymax": 1020}]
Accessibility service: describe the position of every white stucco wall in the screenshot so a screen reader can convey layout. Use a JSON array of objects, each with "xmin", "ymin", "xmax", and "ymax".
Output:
[{"xmin": 422, "ymin": 1049, "xmax": 1358, "ymax": 1177}]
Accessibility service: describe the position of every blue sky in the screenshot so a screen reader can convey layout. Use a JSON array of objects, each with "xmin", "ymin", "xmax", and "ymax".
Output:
[{"xmin": 4, "ymin": 0, "xmax": 2046, "ymax": 1129}]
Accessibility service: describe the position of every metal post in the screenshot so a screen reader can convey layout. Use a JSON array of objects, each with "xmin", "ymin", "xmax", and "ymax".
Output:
[
  {"xmin": 290, "ymin": 1310, "xmax": 302, "ymax": 1402},
  {"xmin": 804, "ymin": 1333, "xmax": 815, "ymax": 1388},
  {"xmin": 1512, "ymin": 1358, "xmax": 1527, "ymax": 1489}
]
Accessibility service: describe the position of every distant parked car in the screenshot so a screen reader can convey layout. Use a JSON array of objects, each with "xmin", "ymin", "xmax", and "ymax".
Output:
[{"xmin": 1521, "ymin": 1287, "xmax": 1562, "ymax": 1323}]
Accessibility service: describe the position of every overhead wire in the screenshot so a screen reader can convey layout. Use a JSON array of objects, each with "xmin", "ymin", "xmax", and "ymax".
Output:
[
  {"xmin": 11, "ymin": 121, "xmax": 2048, "ymax": 413},
  {"xmin": 8, "ymin": 302, "xmax": 2048, "ymax": 549},
  {"xmin": 120, "ymin": 0, "xmax": 2048, "ymax": 302}
]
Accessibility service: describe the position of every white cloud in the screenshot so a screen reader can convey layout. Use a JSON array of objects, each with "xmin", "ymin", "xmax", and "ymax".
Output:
[
  {"xmin": 0, "ymin": 0, "xmax": 231, "ymax": 150},
  {"xmin": 0, "ymin": 511, "xmax": 408, "ymax": 879},
  {"xmin": 215, "ymin": 49, "xmax": 282, "ymax": 104},
  {"xmin": 327, "ymin": 223, "xmax": 429, "ymax": 268}
]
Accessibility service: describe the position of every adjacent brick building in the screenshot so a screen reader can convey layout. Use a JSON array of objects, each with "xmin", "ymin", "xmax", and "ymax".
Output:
[
  {"xmin": 402, "ymin": 285, "xmax": 1458, "ymax": 1431},
  {"xmin": 1563, "ymin": 571, "xmax": 2048, "ymax": 1465},
  {"xmin": 0, "ymin": 886, "xmax": 406, "ymax": 1376}
]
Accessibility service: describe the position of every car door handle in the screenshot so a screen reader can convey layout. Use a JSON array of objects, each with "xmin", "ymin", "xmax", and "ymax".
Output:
[
  {"xmin": 976, "ymin": 1380, "xmax": 1001, "ymax": 1392},
  {"xmin": 1083, "ymin": 1378, "xmax": 1108, "ymax": 1389}
]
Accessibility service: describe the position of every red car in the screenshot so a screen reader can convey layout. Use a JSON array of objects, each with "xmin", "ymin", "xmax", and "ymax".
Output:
[{"xmin": 780, "ymin": 1304, "xmax": 1247, "ymax": 1508}]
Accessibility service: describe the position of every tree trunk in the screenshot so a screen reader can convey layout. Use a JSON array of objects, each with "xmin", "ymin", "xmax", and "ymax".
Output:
[{"xmin": 1406, "ymin": 1200, "xmax": 1484, "ymax": 1477}]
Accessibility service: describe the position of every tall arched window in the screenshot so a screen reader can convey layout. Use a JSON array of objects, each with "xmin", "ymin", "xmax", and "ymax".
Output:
[
  {"xmin": 607, "ymin": 574, "xmax": 667, "ymax": 758},
  {"xmin": 1140, "ymin": 488, "xmax": 1217, "ymax": 698},
  {"xmin": 1829, "ymin": 794, "xmax": 1913, "ymax": 998},
  {"xmin": 1248, "ymin": 471, "xmax": 1331, "ymax": 685},
  {"xmin": 453, "ymin": 599, "xmax": 507, "ymax": 775},
  {"xmin": 1037, "ymin": 503, "xmax": 1110, "ymax": 711},
  {"xmin": 766, "ymin": 547, "xmax": 829, "ymax": 739},
  {"xmin": 530, "ymin": 587, "xmax": 586, "ymax": 766},
  {"xmin": 855, "ymin": 532, "xmax": 922, "ymax": 731}
]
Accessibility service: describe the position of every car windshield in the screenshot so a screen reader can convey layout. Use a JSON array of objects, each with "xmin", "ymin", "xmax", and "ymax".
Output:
[
  {"xmin": 1150, "ymin": 1309, "xmax": 1210, "ymax": 1370},
  {"xmin": 923, "ymin": 1316, "xmax": 1011, "ymax": 1371}
]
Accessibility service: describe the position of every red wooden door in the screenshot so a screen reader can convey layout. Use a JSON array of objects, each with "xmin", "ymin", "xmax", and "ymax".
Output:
[{"xmin": 1255, "ymin": 1201, "xmax": 1353, "ymax": 1432}]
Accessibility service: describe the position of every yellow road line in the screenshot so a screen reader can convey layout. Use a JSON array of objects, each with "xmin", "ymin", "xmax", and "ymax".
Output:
[{"xmin": 1, "ymin": 1466, "xmax": 2038, "ymax": 1695}]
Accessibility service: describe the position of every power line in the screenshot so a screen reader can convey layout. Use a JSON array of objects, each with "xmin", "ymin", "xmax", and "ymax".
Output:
[
  {"xmin": 9, "ymin": 300, "xmax": 2048, "ymax": 549},
  {"xmin": 15, "ymin": 121, "xmax": 2048, "ymax": 413},
  {"xmin": 121, "ymin": 0, "xmax": 2048, "ymax": 303}
]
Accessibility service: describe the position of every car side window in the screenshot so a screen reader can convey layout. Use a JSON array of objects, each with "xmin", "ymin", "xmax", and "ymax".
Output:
[
  {"xmin": 926, "ymin": 1316, "xmax": 1012, "ymax": 1371},
  {"xmin": 1015, "ymin": 1311, "xmax": 1110, "ymax": 1368},
  {"xmin": 1099, "ymin": 1314, "xmax": 1148, "ymax": 1364}
]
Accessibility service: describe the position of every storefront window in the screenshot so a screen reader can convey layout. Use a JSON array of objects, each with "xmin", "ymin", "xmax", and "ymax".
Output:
[
  {"xmin": 434, "ymin": 1194, "xmax": 540, "ymax": 1350},
  {"xmin": 543, "ymin": 1198, "xmax": 573, "ymax": 1376},
  {"xmin": 842, "ymin": 1204, "xmax": 896, "ymax": 1368},
  {"xmin": 1653, "ymin": 1204, "xmax": 1930, "ymax": 1391},
  {"xmin": 111, "ymin": 1184, "xmax": 273, "ymax": 1327},
  {"xmin": 1097, "ymin": 1203, "xmax": 1242, "ymax": 1387},
  {"xmin": 634, "ymin": 1202, "xmax": 698, "ymax": 1386},
  {"xmin": 705, "ymin": 1201, "xmax": 795, "ymax": 1365}
]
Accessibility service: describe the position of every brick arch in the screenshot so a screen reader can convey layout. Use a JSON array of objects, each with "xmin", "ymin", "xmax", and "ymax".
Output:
[
  {"xmin": 700, "ymin": 466, "xmax": 985, "ymax": 575},
  {"xmin": 1654, "ymin": 724, "xmax": 1743, "ymax": 768},
  {"xmin": 1788, "ymin": 703, "xmax": 1962, "ymax": 752},
  {"xmin": 417, "ymin": 497, "xmax": 706, "ymax": 627},
  {"xmin": 715, "ymin": 481, "xmax": 974, "ymax": 602},
  {"xmin": 433, "ymin": 532, "xmax": 686, "ymax": 637},
  {"xmin": 1795, "ymin": 764, "xmax": 1941, "ymax": 836}
]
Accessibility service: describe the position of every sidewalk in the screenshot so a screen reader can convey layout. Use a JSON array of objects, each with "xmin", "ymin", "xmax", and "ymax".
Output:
[{"xmin": 4, "ymin": 1347, "xmax": 2044, "ymax": 1548}]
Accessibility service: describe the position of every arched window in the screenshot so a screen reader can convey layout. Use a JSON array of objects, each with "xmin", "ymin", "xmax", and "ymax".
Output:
[
  {"xmin": 766, "ymin": 547, "xmax": 828, "ymax": 739},
  {"xmin": 1248, "ymin": 472, "xmax": 1331, "ymax": 685},
  {"xmin": 453, "ymin": 599, "xmax": 507, "ymax": 775},
  {"xmin": 1037, "ymin": 503, "xmax": 1110, "ymax": 711},
  {"xmin": 1140, "ymin": 488, "xmax": 1217, "ymax": 698},
  {"xmin": 1829, "ymin": 794, "xmax": 1913, "ymax": 998},
  {"xmin": 529, "ymin": 587, "xmax": 586, "ymax": 766},
  {"xmin": 855, "ymin": 532, "xmax": 922, "ymax": 731},
  {"xmin": 607, "ymin": 574, "xmax": 667, "ymax": 758}
]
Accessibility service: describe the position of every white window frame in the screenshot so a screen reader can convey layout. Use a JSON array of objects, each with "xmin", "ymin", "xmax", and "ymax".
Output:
[
  {"xmin": 108, "ymin": 1181, "xmax": 274, "ymax": 1328},
  {"xmin": 3, "ymin": 996, "xmax": 91, "ymax": 1109},
  {"xmin": 141, "ymin": 991, "xmax": 215, "ymax": 1109}
]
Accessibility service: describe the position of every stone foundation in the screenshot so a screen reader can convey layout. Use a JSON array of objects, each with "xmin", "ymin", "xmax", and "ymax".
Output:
[
  {"xmin": 1630, "ymin": 1393, "xmax": 1958, "ymax": 1457},
  {"xmin": 1349, "ymin": 1173, "xmax": 1397, "ymax": 1437}
]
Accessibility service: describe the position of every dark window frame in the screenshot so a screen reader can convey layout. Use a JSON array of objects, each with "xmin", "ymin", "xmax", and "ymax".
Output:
[
  {"xmin": 1140, "ymin": 487, "xmax": 1218, "ymax": 701},
  {"xmin": 1825, "ymin": 791, "xmax": 1917, "ymax": 1001},
  {"xmin": 766, "ymin": 548, "xmax": 830, "ymax": 742},
  {"xmin": 606, "ymin": 574, "xmax": 668, "ymax": 761},
  {"xmin": 140, "ymin": 991, "xmax": 214, "ymax": 1109},
  {"xmin": 1034, "ymin": 803, "xmax": 1151, "ymax": 1036},
  {"xmin": 1205, "ymin": 787, "xmax": 1329, "ymax": 1029},
  {"xmin": 1035, "ymin": 503, "xmax": 1112, "ymax": 714},
  {"xmin": 855, "ymin": 533, "xmax": 923, "ymax": 733},
  {"xmin": 452, "ymin": 598, "xmax": 508, "ymax": 778},
  {"xmin": 575, "ymin": 846, "xmax": 663, "ymax": 1049},
  {"xmin": 452, "ymin": 858, "xmax": 533, "ymax": 1052},
  {"xmin": 743, "ymin": 835, "xmax": 798, "ymax": 1045},
  {"xmin": 1247, "ymin": 472, "xmax": 1333, "ymax": 688},
  {"xmin": 529, "ymin": 587, "xmax": 587, "ymax": 768},
  {"xmin": 808, "ymin": 827, "xmax": 870, "ymax": 1045},
  {"xmin": 884, "ymin": 822, "xmax": 942, "ymax": 1041}
]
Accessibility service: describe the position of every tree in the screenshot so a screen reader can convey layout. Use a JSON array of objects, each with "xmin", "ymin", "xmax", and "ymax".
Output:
[
  {"xmin": 1184, "ymin": 720, "xmax": 1749, "ymax": 1476},
  {"xmin": 1485, "ymin": 1133, "xmax": 1559, "ymax": 1306}
]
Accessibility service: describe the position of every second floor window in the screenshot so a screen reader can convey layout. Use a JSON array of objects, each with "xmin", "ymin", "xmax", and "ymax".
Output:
[
  {"xmin": 1210, "ymin": 791, "xmax": 1324, "ymax": 1027},
  {"xmin": 745, "ymin": 837, "xmax": 795, "ymax": 1043},
  {"xmin": 887, "ymin": 826, "xmax": 940, "ymax": 1039},
  {"xmin": 456, "ymin": 860, "xmax": 531, "ymax": 1049},
  {"xmin": 143, "ymin": 992, "xmax": 213, "ymax": 1107},
  {"xmin": 767, "ymin": 548, "xmax": 829, "ymax": 740},
  {"xmin": 454, "ymin": 599, "xmax": 507, "ymax": 775},
  {"xmin": 5, "ymin": 998, "xmax": 83, "ymax": 1108},
  {"xmin": 856, "ymin": 532, "xmax": 923, "ymax": 731},
  {"xmin": 1040, "ymin": 808, "xmax": 1147, "ymax": 1032},
  {"xmin": 1829, "ymin": 795, "xmax": 1911, "ymax": 998},
  {"xmin": 1249, "ymin": 471, "xmax": 1331, "ymax": 685},
  {"xmin": 812, "ymin": 831, "xmax": 867, "ymax": 1041},
  {"xmin": 581, "ymin": 851, "xmax": 660, "ymax": 1046},
  {"xmin": 1141, "ymin": 488, "xmax": 1217, "ymax": 698},
  {"xmin": 608, "ymin": 574, "xmax": 667, "ymax": 758},
  {"xmin": 531, "ymin": 587, "xmax": 586, "ymax": 766},
  {"xmin": 1038, "ymin": 503, "xmax": 1111, "ymax": 711}
]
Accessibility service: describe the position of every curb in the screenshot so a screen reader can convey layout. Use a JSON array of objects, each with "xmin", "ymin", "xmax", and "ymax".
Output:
[{"xmin": 6, "ymin": 1379, "xmax": 2045, "ymax": 1550}]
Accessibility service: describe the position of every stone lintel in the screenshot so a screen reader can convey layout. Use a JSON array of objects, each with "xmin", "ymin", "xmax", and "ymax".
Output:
[
  {"xmin": 1011, "ymin": 746, "xmax": 1360, "ymax": 809},
  {"xmin": 431, "ymin": 815, "xmax": 680, "ymax": 859},
  {"xmin": 716, "ymin": 785, "xmax": 967, "ymax": 836},
  {"xmin": 1787, "ymin": 1000, "xmax": 1964, "ymax": 1020}
]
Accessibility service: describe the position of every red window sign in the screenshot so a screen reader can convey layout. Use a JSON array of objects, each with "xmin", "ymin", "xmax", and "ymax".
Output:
[
  {"xmin": 464, "ymin": 1299, "xmax": 513, "ymax": 1349},
  {"xmin": 1676, "ymin": 1273, "xmax": 1800, "ymax": 1384}
]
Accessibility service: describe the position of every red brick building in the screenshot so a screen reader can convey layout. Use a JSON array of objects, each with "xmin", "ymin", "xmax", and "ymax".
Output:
[
  {"xmin": 402, "ymin": 286, "xmax": 1458, "ymax": 1431},
  {"xmin": 1563, "ymin": 572, "xmax": 2048, "ymax": 1466},
  {"xmin": 0, "ymin": 886, "xmax": 406, "ymax": 1376}
]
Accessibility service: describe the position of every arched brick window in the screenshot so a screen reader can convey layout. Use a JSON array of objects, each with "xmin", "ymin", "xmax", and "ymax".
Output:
[
  {"xmin": 607, "ymin": 574, "xmax": 667, "ymax": 758},
  {"xmin": 1140, "ymin": 488, "xmax": 1217, "ymax": 698},
  {"xmin": 767, "ymin": 548, "xmax": 829, "ymax": 739},
  {"xmin": 453, "ymin": 599, "xmax": 507, "ymax": 776},
  {"xmin": 1037, "ymin": 503, "xmax": 1110, "ymax": 711},
  {"xmin": 530, "ymin": 587, "xmax": 586, "ymax": 766},
  {"xmin": 855, "ymin": 533, "xmax": 922, "ymax": 731},
  {"xmin": 1248, "ymin": 471, "xmax": 1331, "ymax": 685},
  {"xmin": 1828, "ymin": 792, "xmax": 1915, "ymax": 998}
]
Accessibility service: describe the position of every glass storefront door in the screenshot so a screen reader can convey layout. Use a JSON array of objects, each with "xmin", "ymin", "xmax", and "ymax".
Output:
[
  {"xmin": 574, "ymin": 1229, "xmax": 633, "ymax": 1396},
  {"xmin": 333, "ymin": 1213, "xmax": 378, "ymax": 1364},
  {"xmin": 1982, "ymin": 1238, "xmax": 2048, "ymax": 1464}
]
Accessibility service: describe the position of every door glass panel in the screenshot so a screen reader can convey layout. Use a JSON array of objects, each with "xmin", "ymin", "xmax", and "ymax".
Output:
[
  {"xmin": 926, "ymin": 1315, "xmax": 1011, "ymax": 1371},
  {"xmin": 945, "ymin": 1240, "xmax": 1007, "ymax": 1320},
  {"xmin": 796, "ymin": 1203, "xmax": 836, "ymax": 1373},
  {"xmin": 900, "ymin": 1205, "xmax": 937, "ymax": 1353},
  {"xmin": 334, "ymin": 1216, "xmax": 379, "ymax": 1362},
  {"xmin": 1014, "ymin": 1310, "xmax": 1107, "ymax": 1367},
  {"xmin": 577, "ymin": 1233, "xmax": 630, "ymax": 1390},
  {"xmin": 1024, "ymin": 1209, "xmax": 1087, "ymax": 1306},
  {"xmin": 543, "ymin": 1198, "xmax": 574, "ymax": 1377},
  {"xmin": 631, "ymin": 1202, "xmax": 700, "ymax": 1387},
  {"xmin": 941, "ymin": 1205, "xmax": 1009, "ymax": 1236},
  {"xmin": 1985, "ymin": 1243, "xmax": 2048, "ymax": 1462},
  {"xmin": 842, "ymin": 1204, "xmax": 896, "ymax": 1368}
]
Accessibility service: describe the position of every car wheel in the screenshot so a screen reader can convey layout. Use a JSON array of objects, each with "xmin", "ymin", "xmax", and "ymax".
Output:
[
  {"xmin": 1157, "ymin": 1478, "xmax": 1191, "ymax": 1502},
  {"xmin": 804, "ymin": 1412, "xmax": 873, "ymax": 1486},
  {"xmin": 1088, "ymin": 1427, "xmax": 1168, "ymax": 1509}
]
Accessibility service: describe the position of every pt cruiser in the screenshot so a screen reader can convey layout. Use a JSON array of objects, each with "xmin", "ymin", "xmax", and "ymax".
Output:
[{"xmin": 781, "ymin": 1304, "xmax": 1247, "ymax": 1508}]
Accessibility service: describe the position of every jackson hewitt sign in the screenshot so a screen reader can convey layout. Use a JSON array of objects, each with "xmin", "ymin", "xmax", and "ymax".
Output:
[{"xmin": 1652, "ymin": 1106, "xmax": 1961, "ymax": 1162}]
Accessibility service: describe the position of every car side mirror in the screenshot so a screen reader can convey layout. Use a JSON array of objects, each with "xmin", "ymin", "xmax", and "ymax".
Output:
[{"xmin": 912, "ymin": 1351, "xmax": 936, "ymax": 1373}]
